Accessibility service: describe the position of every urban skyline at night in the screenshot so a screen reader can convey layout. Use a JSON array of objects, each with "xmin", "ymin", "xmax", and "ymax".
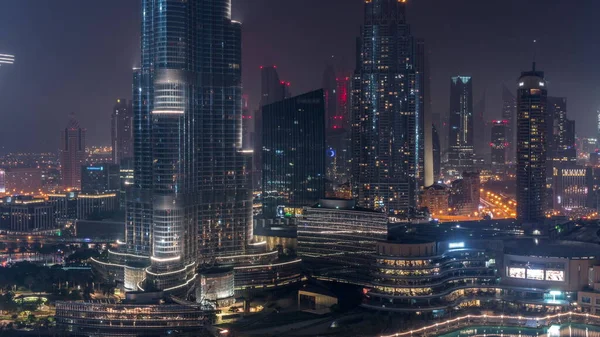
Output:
[
  {"xmin": 3, "ymin": 1, "xmax": 600, "ymax": 336},
  {"xmin": 1, "ymin": 0, "xmax": 599, "ymax": 152}
]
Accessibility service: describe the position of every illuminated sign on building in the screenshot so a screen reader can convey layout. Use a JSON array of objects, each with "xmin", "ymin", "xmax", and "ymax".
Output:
[{"xmin": 448, "ymin": 242, "xmax": 465, "ymax": 249}]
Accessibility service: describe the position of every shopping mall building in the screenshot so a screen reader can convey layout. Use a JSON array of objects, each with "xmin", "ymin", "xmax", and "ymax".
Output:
[{"xmin": 362, "ymin": 234, "xmax": 598, "ymax": 316}]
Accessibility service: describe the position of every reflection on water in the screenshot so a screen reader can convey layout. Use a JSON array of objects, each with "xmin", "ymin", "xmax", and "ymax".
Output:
[{"xmin": 436, "ymin": 324, "xmax": 600, "ymax": 337}]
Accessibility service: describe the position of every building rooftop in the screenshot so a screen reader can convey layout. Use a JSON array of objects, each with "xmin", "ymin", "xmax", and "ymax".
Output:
[{"xmin": 504, "ymin": 239, "xmax": 599, "ymax": 259}]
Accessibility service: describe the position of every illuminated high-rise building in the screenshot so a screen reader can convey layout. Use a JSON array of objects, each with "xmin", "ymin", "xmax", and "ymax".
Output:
[
  {"xmin": 60, "ymin": 115, "xmax": 86, "ymax": 190},
  {"xmin": 490, "ymin": 120, "xmax": 508, "ymax": 170},
  {"xmin": 516, "ymin": 63, "xmax": 547, "ymax": 222},
  {"xmin": 326, "ymin": 75, "xmax": 352, "ymax": 185},
  {"xmin": 111, "ymin": 98, "xmax": 133, "ymax": 164},
  {"xmin": 124, "ymin": 0, "xmax": 252, "ymax": 291},
  {"xmin": 351, "ymin": 0, "xmax": 422, "ymax": 214},
  {"xmin": 447, "ymin": 76, "xmax": 474, "ymax": 175}
]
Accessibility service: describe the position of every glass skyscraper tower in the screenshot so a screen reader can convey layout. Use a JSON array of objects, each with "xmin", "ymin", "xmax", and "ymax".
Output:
[
  {"xmin": 516, "ymin": 63, "xmax": 547, "ymax": 222},
  {"xmin": 351, "ymin": 0, "xmax": 421, "ymax": 214},
  {"xmin": 125, "ymin": 0, "xmax": 252, "ymax": 291}
]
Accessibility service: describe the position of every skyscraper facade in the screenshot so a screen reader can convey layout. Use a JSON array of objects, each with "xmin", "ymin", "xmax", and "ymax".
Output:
[
  {"xmin": 125, "ymin": 0, "xmax": 252, "ymax": 291},
  {"xmin": 502, "ymin": 85, "xmax": 517, "ymax": 163},
  {"xmin": 490, "ymin": 120, "xmax": 508, "ymax": 171},
  {"xmin": 447, "ymin": 76, "xmax": 474, "ymax": 175},
  {"xmin": 111, "ymin": 99, "xmax": 133, "ymax": 165},
  {"xmin": 326, "ymin": 75, "xmax": 352, "ymax": 185},
  {"xmin": 262, "ymin": 90, "xmax": 326, "ymax": 218},
  {"xmin": 60, "ymin": 115, "xmax": 86, "ymax": 190},
  {"xmin": 254, "ymin": 66, "xmax": 289, "ymax": 191},
  {"xmin": 351, "ymin": 0, "xmax": 421, "ymax": 214},
  {"xmin": 516, "ymin": 64, "xmax": 547, "ymax": 222}
]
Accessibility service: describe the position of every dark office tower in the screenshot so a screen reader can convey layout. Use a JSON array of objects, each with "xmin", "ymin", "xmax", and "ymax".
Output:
[
  {"xmin": 516, "ymin": 64, "xmax": 547, "ymax": 222},
  {"xmin": 502, "ymin": 85, "xmax": 517, "ymax": 162},
  {"xmin": 254, "ymin": 66, "xmax": 287, "ymax": 191},
  {"xmin": 262, "ymin": 90, "xmax": 326, "ymax": 218},
  {"xmin": 81, "ymin": 163, "xmax": 120, "ymax": 194},
  {"xmin": 352, "ymin": 0, "xmax": 421, "ymax": 214},
  {"xmin": 490, "ymin": 120, "xmax": 508, "ymax": 171},
  {"xmin": 432, "ymin": 124, "xmax": 441, "ymax": 181},
  {"xmin": 111, "ymin": 98, "xmax": 133, "ymax": 164},
  {"xmin": 241, "ymin": 94, "xmax": 253, "ymax": 150},
  {"xmin": 448, "ymin": 76, "xmax": 474, "ymax": 175},
  {"xmin": 60, "ymin": 114, "xmax": 86, "ymax": 190},
  {"xmin": 126, "ymin": 0, "xmax": 251, "ymax": 291}
]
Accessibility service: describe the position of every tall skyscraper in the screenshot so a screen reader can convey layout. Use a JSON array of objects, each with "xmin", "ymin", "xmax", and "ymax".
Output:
[
  {"xmin": 254, "ymin": 66, "xmax": 290, "ymax": 191},
  {"xmin": 502, "ymin": 85, "xmax": 517, "ymax": 163},
  {"xmin": 125, "ymin": 0, "xmax": 252, "ymax": 291},
  {"xmin": 516, "ymin": 63, "xmax": 547, "ymax": 222},
  {"xmin": 432, "ymin": 124, "xmax": 441, "ymax": 181},
  {"xmin": 448, "ymin": 76, "xmax": 474, "ymax": 175},
  {"xmin": 490, "ymin": 120, "xmax": 508, "ymax": 170},
  {"xmin": 111, "ymin": 98, "xmax": 133, "ymax": 164},
  {"xmin": 262, "ymin": 90, "xmax": 326, "ymax": 217},
  {"xmin": 351, "ymin": 0, "xmax": 422, "ymax": 214},
  {"xmin": 60, "ymin": 114, "xmax": 86, "ymax": 190},
  {"xmin": 325, "ymin": 75, "xmax": 352, "ymax": 185}
]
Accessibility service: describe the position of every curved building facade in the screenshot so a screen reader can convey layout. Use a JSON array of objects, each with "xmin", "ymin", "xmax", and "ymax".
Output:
[
  {"xmin": 55, "ymin": 301, "xmax": 213, "ymax": 337},
  {"xmin": 364, "ymin": 240, "xmax": 500, "ymax": 312},
  {"xmin": 123, "ymin": 0, "xmax": 253, "ymax": 292}
]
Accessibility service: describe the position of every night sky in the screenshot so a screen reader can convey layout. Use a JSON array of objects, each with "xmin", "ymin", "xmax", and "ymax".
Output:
[{"xmin": 0, "ymin": 0, "xmax": 598, "ymax": 152}]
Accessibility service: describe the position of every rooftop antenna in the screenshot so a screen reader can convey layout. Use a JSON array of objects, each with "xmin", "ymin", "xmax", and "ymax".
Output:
[{"xmin": 532, "ymin": 39, "xmax": 537, "ymax": 71}]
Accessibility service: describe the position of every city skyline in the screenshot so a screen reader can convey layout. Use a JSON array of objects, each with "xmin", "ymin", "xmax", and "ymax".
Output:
[{"xmin": 0, "ymin": 0, "xmax": 599, "ymax": 152}]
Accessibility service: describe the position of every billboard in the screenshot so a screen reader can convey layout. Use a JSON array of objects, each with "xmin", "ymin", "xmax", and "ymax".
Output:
[
  {"xmin": 546, "ymin": 270, "xmax": 564, "ymax": 282},
  {"xmin": 508, "ymin": 267, "xmax": 525, "ymax": 279},
  {"xmin": 526, "ymin": 269, "xmax": 544, "ymax": 280}
]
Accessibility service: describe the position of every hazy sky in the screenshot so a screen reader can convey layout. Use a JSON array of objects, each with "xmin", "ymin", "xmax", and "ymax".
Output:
[{"xmin": 0, "ymin": 0, "xmax": 599, "ymax": 152}]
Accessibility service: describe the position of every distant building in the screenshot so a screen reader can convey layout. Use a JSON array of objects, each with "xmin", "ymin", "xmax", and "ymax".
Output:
[
  {"xmin": 554, "ymin": 166, "xmax": 588, "ymax": 211},
  {"xmin": 326, "ymin": 76, "xmax": 351, "ymax": 185},
  {"xmin": 490, "ymin": 120, "xmax": 508, "ymax": 171},
  {"xmin": 432, "ymin": 124, "xmax": 441, "ymax": 181},
  {"xmin": 450, "ymin": 172, "xmax": 480, "ymax": 216},
  {"xmin": 448, "ymin": 76, "xmax": 475, "ymax": 176},
  {"xmin": 111, "ymin": 98, "xmax": 133, "ymax": 164},
  {"xmin": 421, "ymin": 184, "xmax": 450, "ymax": 216},
  {"xmin": 517, "ymin": 64, "xmax": 547, "ymax": 222},
  {"xmin": 0, "ymin": 196, "xmax": 55, "ymax": 232},
  {"xmin": 81, "ymin": 163, "xmax": 120, "ymax": 194},
  {"xmin": 0, "ymin": 169, "xmax": 4, "ymax": 193},
  {"xmin": 262, "ymin": 89, "xmax": 326, "ymax": 218},
  {"xmin": 60, "ymin": 115, "xmax": 86, "ymax": 190},
  {"xmin": 502, "ymin": 85, "xmax": 517, "ymax": 163},
  {"xmin": 4, "ymin": 168, "xmax": 43, "ymax": 195},
  {"xmin": 48, "ymin": 191, "xmax": 117, "ymax": 221}
]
